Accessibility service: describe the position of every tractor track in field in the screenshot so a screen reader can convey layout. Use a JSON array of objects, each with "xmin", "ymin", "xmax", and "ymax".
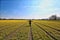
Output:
[
  {"xmin": 33, "ymin": 24, "xmax": 51, "ymax": 40},
  {"xmin": 32, "ymin": 24, "xmax": 44, "ymax": 40},
  {"xmin": 0, "ymin": 26, "xmax": 12, "ymax": 31},
  {"xmin": 34, "ymin": 23, "xmax": 57, "ymax": 40},
  {"xmin": 36, "ymin": 22, "xmax": 60, "ymax": 32},
  {"xmin": 4, "ymin": 23, "xmax": 26, "ymax": 40},
  {"xmin": 0, "ymin": 24, "xmax": 23, "ymax": 31},
  {"xmin": 0, "ymin": 26, "xmax": 6, "ymax": 29},
  {"xmin": 0, "ymin": 24, "xmax": 24, "ymax": 36},
  {"xmin": 0, "ymin": 24, "xmax": 21, "ymax": 31},
  {"xmin": 0, "ymin": 24, "xmax": 16, "ymax": 31},
  {"xmin": 29, "ymin": 24, "xmax": 33, "ymax": 40}
]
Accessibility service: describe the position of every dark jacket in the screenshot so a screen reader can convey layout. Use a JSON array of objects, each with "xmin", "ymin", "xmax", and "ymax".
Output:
[{"xmin": 29, "ymin": 20, "xmax": 31, "ymax": 26}]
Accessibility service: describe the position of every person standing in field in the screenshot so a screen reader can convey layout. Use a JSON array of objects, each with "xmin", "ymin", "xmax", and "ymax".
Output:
[{"xmin": 29, "ymin": 20, "xmax": 31, "ymax": 26}]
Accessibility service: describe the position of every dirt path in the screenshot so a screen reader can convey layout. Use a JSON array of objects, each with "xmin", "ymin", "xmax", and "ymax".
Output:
[{"xmin": 29, "ymin": 21, "xmax": 33, "ymax": 40}]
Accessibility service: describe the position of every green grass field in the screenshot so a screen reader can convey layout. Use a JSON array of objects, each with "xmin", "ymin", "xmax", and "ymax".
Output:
[{"xmin": 0, "ymin": 20, "xmax": 60, "ymax": 40}]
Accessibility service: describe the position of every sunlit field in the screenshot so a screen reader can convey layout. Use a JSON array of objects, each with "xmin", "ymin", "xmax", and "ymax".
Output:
[{"xmin": 0, "ymin": 20, "xmax": 60, "ymax": 40}]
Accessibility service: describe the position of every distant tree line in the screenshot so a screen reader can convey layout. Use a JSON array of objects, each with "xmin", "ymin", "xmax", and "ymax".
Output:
[
  {"xmin": 0, "ymin": 15, "xmax": 60, "ymax": 20},
  {"xmin": 0, "ymin": 18, "xmax": 6, "ymax": 20},
  {"xmin": 0, "ymin": 18, "xmax": 29, "ymax": 20}
]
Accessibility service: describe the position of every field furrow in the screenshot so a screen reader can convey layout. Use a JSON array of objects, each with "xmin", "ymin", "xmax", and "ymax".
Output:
[
  {"xmin": 0, "ymin": 20, "xmax": 60, "ymax": 40},
  {"xmin": 34, "ymin": 23, "xmax": 57, "ymax": 40}
]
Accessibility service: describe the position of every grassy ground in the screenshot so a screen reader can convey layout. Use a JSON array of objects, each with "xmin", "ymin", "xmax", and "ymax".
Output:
[{"xmin": 0, "ymin": 20, "xmax": 60, "ymax": 40}]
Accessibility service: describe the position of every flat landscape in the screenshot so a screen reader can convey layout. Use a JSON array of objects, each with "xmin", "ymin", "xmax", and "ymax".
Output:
[{"xmin": 0, "ymin": 20, "xmax": 60, "ymax": 40}]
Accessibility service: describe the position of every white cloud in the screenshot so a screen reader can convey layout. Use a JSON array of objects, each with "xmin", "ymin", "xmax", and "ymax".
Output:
[{"xmin": 40, "ymin": 0, "xmax": 53, "ymax": 9}]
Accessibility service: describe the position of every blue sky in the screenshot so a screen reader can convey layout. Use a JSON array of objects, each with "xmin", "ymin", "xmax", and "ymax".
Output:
[{"xmin": 0, "ymin": 0, "xmax": 60, "ymax": 19}]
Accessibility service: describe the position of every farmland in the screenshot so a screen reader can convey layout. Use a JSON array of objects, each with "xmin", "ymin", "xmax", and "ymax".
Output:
[{"xmin": 0, "ymin": 20, "xmax": 60, "ymax": 40}]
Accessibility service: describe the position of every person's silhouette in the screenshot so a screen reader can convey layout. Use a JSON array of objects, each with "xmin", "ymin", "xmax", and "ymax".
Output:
[{"xmin": 29, "ymin": 20, "xmax": 31, "ymax": 26}]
